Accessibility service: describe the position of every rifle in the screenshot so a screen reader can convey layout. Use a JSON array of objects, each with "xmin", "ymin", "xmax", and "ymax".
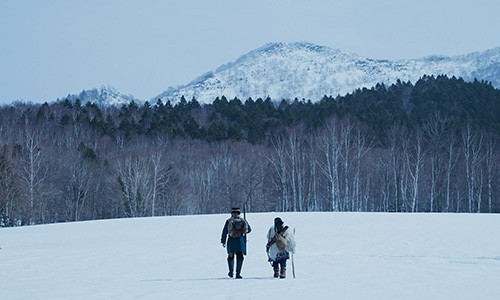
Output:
[
  {"xmin": 243, "ymin": 201, "xmax": 248, "ymax": 253},
  {"xmin": 243, "ymin": 201, "xmax": 246, "ymax": 224},
  {"xmin": 292, "ymin": 228, "xmax": 296, "ymax": 278}
]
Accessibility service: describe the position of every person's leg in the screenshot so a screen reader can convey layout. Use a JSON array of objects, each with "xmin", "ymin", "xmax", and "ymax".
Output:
[
  {"xmin": 272, "ymin": 261, "xmax": 280, "ymax": 278},
  {"xmin": 227, "ymin": 253, "xmax": 235, "ymax": 277},
  {"xmin": 279, "ymin": 259, "xmax": 287, "ymax": 278},
  {"xmin": 235, "ymin": 252, "xmax": 244, "ymax": 278}
]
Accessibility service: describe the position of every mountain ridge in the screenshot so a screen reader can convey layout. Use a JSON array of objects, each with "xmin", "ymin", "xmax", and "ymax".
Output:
[
  {"xmin": 61, "ymin": 42, "xmax": 500, "ymax": 106},
  {"xmin": 153, "ymin": 42, "xmax": 500, "ymax": 104},
  {"xmin": 60, "ymin": 85, "xmax": 140, "ymax": 106}
]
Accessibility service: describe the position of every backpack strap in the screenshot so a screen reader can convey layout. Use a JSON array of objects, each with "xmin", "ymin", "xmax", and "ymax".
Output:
[{"xmin": 266, "ymin": 225, "xmax": 289, "ymax": 249}]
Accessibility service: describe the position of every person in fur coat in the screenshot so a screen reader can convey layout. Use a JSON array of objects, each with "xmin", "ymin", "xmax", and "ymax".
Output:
[{"xmin": 266, "ymin": 217, "xmax": 296, "ymax": 278}]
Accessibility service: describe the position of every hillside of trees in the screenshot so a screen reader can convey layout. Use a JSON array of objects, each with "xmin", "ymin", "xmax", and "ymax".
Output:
[{"xmin": 1, "ymin": 75, "xmax": 499, "ymax": 226}]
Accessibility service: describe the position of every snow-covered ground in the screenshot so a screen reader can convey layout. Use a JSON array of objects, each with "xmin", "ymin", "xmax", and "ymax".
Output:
[{"xmin": 1, "ymin": 212, "xmax": 500, "ymax": 299}]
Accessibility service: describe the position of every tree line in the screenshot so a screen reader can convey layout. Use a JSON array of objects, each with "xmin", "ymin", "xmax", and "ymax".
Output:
[{"xmin": 1, "ymin": 75, "xmax": 499, "ymax": 226}]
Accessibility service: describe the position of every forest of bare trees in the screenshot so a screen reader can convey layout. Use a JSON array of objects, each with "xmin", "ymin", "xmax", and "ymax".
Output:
[{"xmin": 1, "ymin": 76, "xmax": 499, "ymax": 226}]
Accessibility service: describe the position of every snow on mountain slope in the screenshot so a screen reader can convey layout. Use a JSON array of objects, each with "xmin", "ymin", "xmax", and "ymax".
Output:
[
  {"xmin": 60, "ymin": 85, "xmax": 140, "ymax": 106},
  {"xmin": 154, "ymin": 42, "xmax": 500, "ymax": 104},
  {"xmin": 1, "ymin": 212, "xmax": 500, "ymax": 299}
]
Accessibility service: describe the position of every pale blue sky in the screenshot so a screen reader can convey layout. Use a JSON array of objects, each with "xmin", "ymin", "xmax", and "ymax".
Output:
[{"xmin": 1, "ymin": 0, "xmax": 499, "ymax": 103}]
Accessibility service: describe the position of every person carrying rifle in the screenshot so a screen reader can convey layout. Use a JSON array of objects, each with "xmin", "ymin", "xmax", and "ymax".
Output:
[
  {"xmin": 221, "ymin": 207, "xmax": 252, "ymax": 279},
  {"xmin": 266, "ymin": 217, "xmax": 296, "ymax": 278}
]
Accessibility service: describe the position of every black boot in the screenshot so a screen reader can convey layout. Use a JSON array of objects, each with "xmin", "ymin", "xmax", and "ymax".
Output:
[
  {"xmin": 280, "ymin": 267, "xmax": 286, "ymax": 279},
  {"xmin": 273, "ymin": 268, "xmax": 280, "ymax": 278},
  {"xmin": 235, "ymin": 255, "xmax": 244, "ymax": 279},
  {"xmin": 227, "ymin": 257, "xmax": 234, "ymax": 278}
]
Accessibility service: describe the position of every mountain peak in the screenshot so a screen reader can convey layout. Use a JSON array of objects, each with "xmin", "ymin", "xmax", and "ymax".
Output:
[
  {"xmin": 257, "ymin": 41, "xmax": 336, "ymax": 53},
  {"xmin": 239, "ymin": 41, "xmax": 346, "ymax": 63},
  {"xmin": 63, "ymin": 43, "xmax": 500, "ymax": 107},
  {"xmin": 154, "ymin": 42, "xmax": 500, "ymax": 104},
  {"xmin": 61, "ymin": 85, "xmax": 140, "ymax": 106}
]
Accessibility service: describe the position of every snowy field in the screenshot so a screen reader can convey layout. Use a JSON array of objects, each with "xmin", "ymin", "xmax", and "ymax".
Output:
[{"xmin": 1, "ymin": 212, "xmax": 500, "ymax": 299}]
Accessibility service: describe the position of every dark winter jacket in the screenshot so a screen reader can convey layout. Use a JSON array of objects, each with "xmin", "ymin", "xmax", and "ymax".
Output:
[{"xmin": 221, "ymin": 217, "xmax": 252, "ymax": 255}]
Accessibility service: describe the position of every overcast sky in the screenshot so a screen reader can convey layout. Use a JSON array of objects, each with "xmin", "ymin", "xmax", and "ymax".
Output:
[{"xmin": 1, "ymin": 0, "xmax": 499, "ymax": 103}]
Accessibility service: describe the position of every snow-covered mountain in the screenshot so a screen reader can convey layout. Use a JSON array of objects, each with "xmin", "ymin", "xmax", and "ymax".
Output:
[
  {"xmin": 58, "ymin": 43, "xmax": 500, "ymax": 106},
  {"xmin": 154, "ymin": 42, "xmax": 500, "ymax": 104},
  {"xmin": 60, "ymin": 85, "xmax": 139, "ymax": 106}
]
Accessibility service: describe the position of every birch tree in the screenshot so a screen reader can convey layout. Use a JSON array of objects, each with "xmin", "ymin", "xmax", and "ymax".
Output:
[
  {"xmin": 20, "ymin": 124, "xmax": 48, "ymax": 224},
  {"xmin": 266, "ymin": 135, "xmax": 290, "ymax": 211},
  {"xmin": 0, "ymin": 147, "xmax": 20, "ymax": 226},
  {"xmin": 404, "ymin": 130, "xmax": 425, "ymax": 212},
  {"xmin": 484, "ymin": 133, "xmax": 497, "ymax": 213},
  {"xmin": 66, "ymin": 157, "xmax": 90, "ymax": 221},
  {"xmin": 352, "ymin": 126, "xmax": 372, "ymax": 211},
  {"xmin": 239, "ymin": 147, "xmax": 265, "ymax": 213},
  {"xmin": 462, "ymin": 124, "xmax": 484, "ymax": 212},
  {"xmin": 444, "ymin": 134, "xmax": 459, "ymax": 212},
  {"xmin": 149, "ymin": 149, "xmax": 173, "ymax": 217},
  {"xmin": 117, "ymin": 156, "xmax": 151, "ymax": 217},
  {"xmin": 318, "ymin": 118, "xmax": 342, "ymax": 211}
]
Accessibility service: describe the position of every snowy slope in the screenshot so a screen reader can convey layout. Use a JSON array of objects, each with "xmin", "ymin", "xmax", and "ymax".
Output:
[
  {"xmin": 1, "ymin": 212, "xmax": 500, "ymax": 299},
  {"xmin": 154, "ymin": 42, "xmax": 500, "ymax": 104},
  {"xmin": 60, "ymin": 85, "xmax": 140, "ymax": 106}
]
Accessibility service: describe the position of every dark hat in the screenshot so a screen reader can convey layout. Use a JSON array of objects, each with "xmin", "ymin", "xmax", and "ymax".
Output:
[
  {"xmin": 231, "ymin": 207, "xmax": 241, "ymax": 214},
  {"xmin": 274, "ymin": 217, "xmax": 283, "ymax": 225}
]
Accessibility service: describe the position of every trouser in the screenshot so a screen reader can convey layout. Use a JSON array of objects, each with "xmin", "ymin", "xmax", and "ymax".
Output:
[
  {"xmin": 227, "ymin": 252, "xmax": 244, "ymax": 274},
  {"xmin": 272, "ymin": 250, "xmax": 289, "ymax": 270},
  {"xmin": 272, "ymin": 258, "xmax": 287, "ymax": 270}
]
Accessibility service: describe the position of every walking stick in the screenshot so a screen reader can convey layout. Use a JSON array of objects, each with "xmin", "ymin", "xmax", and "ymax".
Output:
[{"xmin": 292, "ymin": 228, "xmax": 296, "ymax": 278}]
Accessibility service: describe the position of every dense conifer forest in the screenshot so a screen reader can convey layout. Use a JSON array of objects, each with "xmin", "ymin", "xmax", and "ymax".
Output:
[{"xmin": 1, "ymin": 75, "xmax": 499, "ymax": 226}]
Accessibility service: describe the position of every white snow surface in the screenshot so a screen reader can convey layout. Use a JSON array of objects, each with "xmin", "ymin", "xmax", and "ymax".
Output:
[{"xmin": 1, "ymin": 212, "xmax": 500, "ymax": 299}]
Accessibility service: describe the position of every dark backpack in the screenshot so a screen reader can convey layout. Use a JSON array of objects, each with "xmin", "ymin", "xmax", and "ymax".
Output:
[{"xmin": 228, "ymin": 217, "xmax": 247, "ymax": 238}]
